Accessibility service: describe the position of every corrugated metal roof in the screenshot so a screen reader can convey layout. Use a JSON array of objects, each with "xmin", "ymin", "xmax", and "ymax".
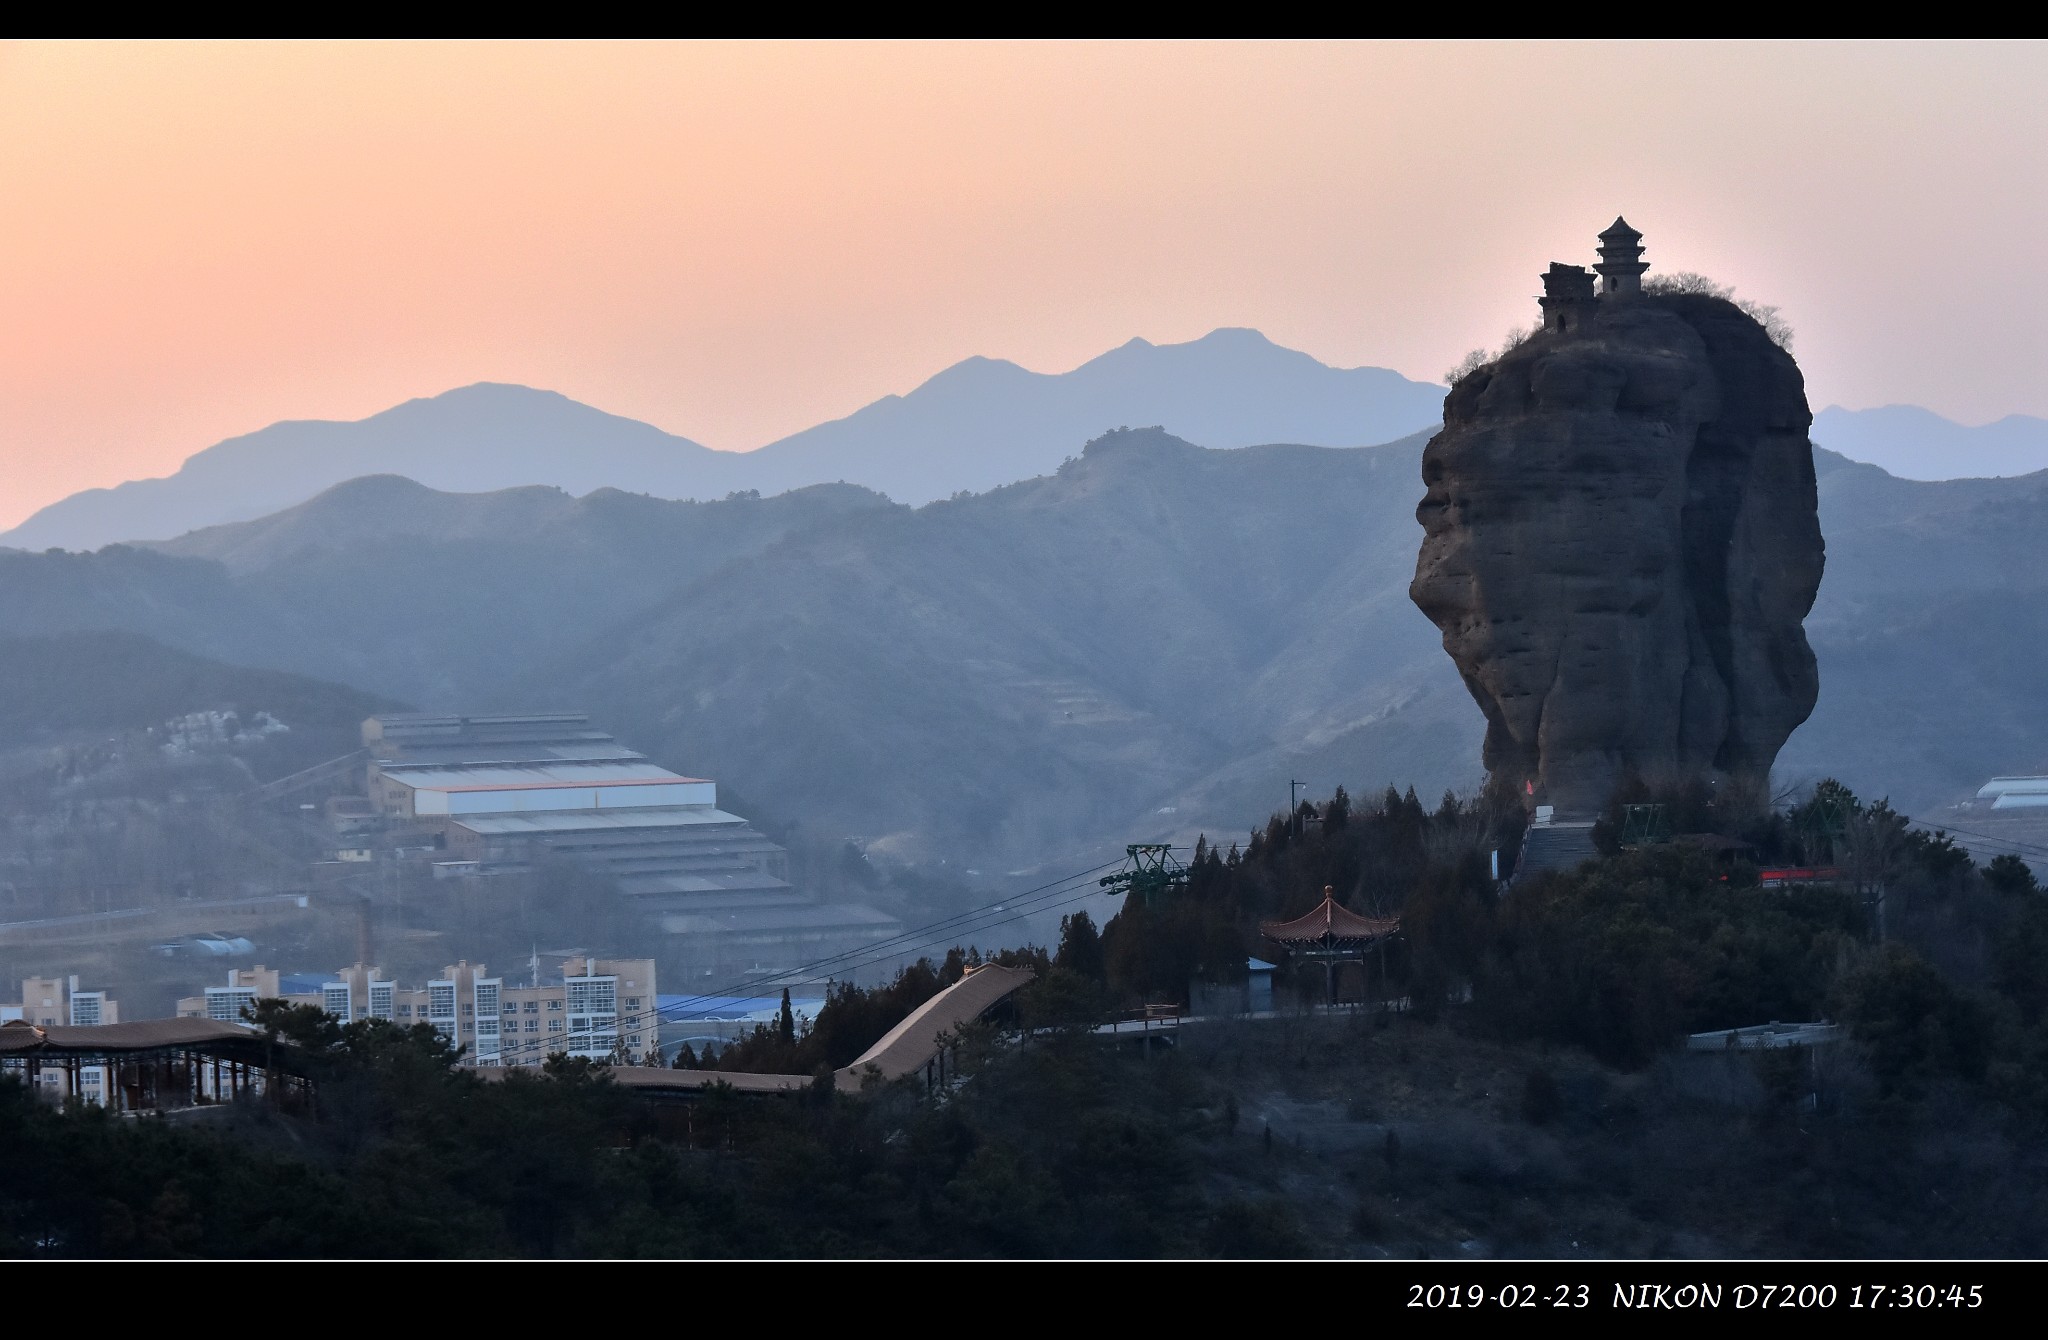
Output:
[
  {"xmin": 563, "ymin": 848, "xmax": 785, "ymax": 871},
  {"xmin": 621, "ymin": 871, "xmax": 796, "ymax": 897},
  {"xmin": 1978, "ymin": 776, "xmax": 2048, "ymax": 799},
  {"xmin": 379, "ymin": 744, "xmax": 644, "ymax": 767},
  {"xmin": 385, "ymin": 762, "xmax": 703, "ymax": 790},
  {"xmin": 659, "ymin": 903, "xmax": 901, "ymax": 935},
  {"xmin": 452, "ymin": 807, "xmax": 746, "ymax": 835}
]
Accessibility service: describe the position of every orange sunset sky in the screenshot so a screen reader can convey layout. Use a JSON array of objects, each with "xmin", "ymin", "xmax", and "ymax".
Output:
[{"xmin": 3, "ymin": 40, "xmax": 2045, "ymax": 529}]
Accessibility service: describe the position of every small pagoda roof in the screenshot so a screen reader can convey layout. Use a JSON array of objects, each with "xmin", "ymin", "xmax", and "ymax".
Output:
[
  {"xmin": 1599, "ymin": 216, "xmax": 1642, "ymax": 242},
  {"xmin": 1260, "ymin": 887, "xmax": 1400, "ymax": 945}
]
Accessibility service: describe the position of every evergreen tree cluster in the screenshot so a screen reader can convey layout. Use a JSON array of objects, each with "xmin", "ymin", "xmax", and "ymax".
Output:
[
  {"xmin": 5, "ymin": 776, "xmax": 2045, "ymax": 1258},
  {"xmin": 1078, "ymin": 785, "xmax": 1524, "ymax": 1008},
  {"xmin": 0, "ymin": 1000, "xmax": 1254, "ymax": 1257}
]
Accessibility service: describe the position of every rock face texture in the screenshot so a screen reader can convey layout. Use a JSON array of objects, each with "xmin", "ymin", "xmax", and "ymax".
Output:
[{"xmin": 1410, "ymin": 292, "xmax": 1824, "ymax": 816}]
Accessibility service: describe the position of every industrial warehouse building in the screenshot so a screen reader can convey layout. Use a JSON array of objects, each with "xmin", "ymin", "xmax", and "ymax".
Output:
[{"xmin": 360, "ymin": 713, "xmax": 900, "ymax": 973}]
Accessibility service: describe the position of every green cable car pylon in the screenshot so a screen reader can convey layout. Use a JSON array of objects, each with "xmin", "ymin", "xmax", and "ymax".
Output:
[{"xmin": 1099, "ymin": 844, "xmax": 1189, "ymax": 908}]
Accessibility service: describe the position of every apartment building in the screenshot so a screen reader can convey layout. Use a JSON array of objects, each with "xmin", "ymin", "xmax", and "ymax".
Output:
[
  {"xmin": 2, "ymin": 974, "xmax": 120, "ymax": 1028},
  {"xmin": 312, "ymin": 954, "xmax": 658, "ymax": 1067},
  {"xmin": 3, "ymin": 974, "xmax": 122, "ymax": 1105},
  {"xmin": 176, "ymin": 965, "xmax": 290, "ymax": 1023}
]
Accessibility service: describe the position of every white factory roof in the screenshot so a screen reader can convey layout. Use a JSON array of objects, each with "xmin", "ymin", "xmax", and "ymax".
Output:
[
  {"xmin": 384, "ymin": 761, "xmax": 705, "ymax": 792},
  {"xmin": 627, "ymin": 871, "xmax": 798, "ymax": 897},
  {"xmin": 1976, "ymin": 776, "xmax": 2048, "ymax": 810},
  {"xmin": 660, "ymin": 903, "xmax": 902, "ymax": 936},
  {"xmin": 1978, "ymin": 776, "xmax": 2048, "ymax": 797},
  {"xmin": 452, "ymin": 807, "xmax": 750, "ymax": 835},
  {"xmin": 377, "ymin": 743, "xmax": 644, "ymax": 768}
]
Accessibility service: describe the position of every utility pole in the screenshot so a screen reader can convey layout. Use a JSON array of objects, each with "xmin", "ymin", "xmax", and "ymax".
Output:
[{"xmin": 1290, "ymin": 780, "xmax": 1308, "ymax": 837}]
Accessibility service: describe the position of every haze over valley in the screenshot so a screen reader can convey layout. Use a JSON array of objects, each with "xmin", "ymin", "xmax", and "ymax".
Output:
[
  {"xmin": 11, "ymin": 326, "xmax": 2045, "ymax": 557},
  {"xmin": 2, "ymin": 334, "xmax": 2043, "ymax": 873}
]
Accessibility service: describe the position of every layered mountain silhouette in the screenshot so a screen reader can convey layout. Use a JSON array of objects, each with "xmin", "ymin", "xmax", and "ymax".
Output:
[
  {"xmin": 731, "ymin": 328, "xmax": 1446, "ymax": 505},
  {"xmin": 6, "ymin": 387, "xmax": 744, "ymax": 554},
  {"xmin": 1812, "ymin": 404, "xmax": 2048, "ymax": 481},
  {"xmin": 0, "ymin": 429, "xmax": 2041, "ymax": 869},
  {"xmin": 2, "ymin": 329, "xmax": 1446, "ymax": 552},
  {"xmin": 14, "ymin": 328, "xmax": 2039, "ymax": 557}
]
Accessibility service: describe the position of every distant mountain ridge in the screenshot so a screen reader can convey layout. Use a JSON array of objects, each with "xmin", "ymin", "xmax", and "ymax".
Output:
[
  {"xmin": 0, "ymin": 433, "xmax": 2041, "ymax": 870},
  {"xmin": 2, "ymin": 329, "xmax": 1447, "ymax": 552},
  {"xmin": 1812, "ymin": 404, "xmax": 2048, "ymax": 481},
  {"xmin": 16, "ymin": 330, "xmax": 2044, "ymax": 555},
  {"xmin": 732, "ymin": 328, "xmax": 1447, "ymax": 504},
  {"xmin": 3, "ymin": 386, "xmax": 743, "ymax": 554}
]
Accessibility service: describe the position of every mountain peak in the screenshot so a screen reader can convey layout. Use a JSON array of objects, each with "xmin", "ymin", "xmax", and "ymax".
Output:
[
  {"xmin": 5, "ymin": 331, "xmax": 1447, "ymax": 551},
  {"xmin": 1814, "ymin": 404, "xmax": 2048, "ymax": 480}
]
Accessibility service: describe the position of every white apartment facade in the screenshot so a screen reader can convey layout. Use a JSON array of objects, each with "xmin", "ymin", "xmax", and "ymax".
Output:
[
  {"xmin": 313, "ymin": 955, "xmax": 657, "ymax": 1067},
  {"xmin": 3, "ymin": 974, "xmax": 121, "ymax": 1105}
]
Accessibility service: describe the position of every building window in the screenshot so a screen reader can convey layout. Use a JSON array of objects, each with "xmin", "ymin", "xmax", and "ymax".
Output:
[
  {"xmin": 525, "ymin": 1020, "xmax": 538, "ymax": 1033},
  {"xmin": 398, "ymin": 1005, "xmax": 412, "ymax": 1017},
  {"xmin": 547, "ymin": 999, "xmax": 562, "ymax": 1011},
  {"xmin": 504, "ymin": 1004, "xmax": 519, "ymax": 1014},
  {"xmin": 627, "ymin": 997, "xmax": 641, "ymax": 1008},
  {"xmin": 523, "ymin": 1001, "xmax": 538, "ymax": 1013},
  {"xmin": 548, "ymin": 1019, "xmax": 563, "ymax": 1032}
]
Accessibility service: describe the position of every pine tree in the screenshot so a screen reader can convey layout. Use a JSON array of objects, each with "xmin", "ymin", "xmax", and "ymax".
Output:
[
  {"xmin": 1056, "ymin": 910, "xmax": 1107, "ymax": 982},
  {"xmin": 1325, "ymin": 787, "xmax": 1350, "ymax": 833}
]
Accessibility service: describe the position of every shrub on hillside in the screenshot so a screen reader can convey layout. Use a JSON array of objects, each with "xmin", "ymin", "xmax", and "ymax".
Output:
[{"xmin": 1477, "ymin": 846, "xmax": 1861, "ymax": 1068}]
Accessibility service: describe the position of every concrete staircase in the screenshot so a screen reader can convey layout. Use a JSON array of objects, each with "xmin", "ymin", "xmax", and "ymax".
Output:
[{"xmin": 1513, "ymin": 821, "xmax": 1600, "ymax": 882}]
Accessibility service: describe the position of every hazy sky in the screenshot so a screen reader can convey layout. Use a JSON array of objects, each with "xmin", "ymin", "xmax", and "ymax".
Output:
[{"xmin": 3, "ymin": 40, "xmax": 2045, "ymax": 528}]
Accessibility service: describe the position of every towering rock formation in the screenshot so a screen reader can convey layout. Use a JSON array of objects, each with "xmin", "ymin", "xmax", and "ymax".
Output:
[{"xmin": 1410, "ymin": 220, "xmax": 1824, "ymax": 817}]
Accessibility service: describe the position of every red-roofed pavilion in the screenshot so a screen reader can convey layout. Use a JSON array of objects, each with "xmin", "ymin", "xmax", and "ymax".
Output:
[{"xmin": 1259, "ymin": 886, "xmax": 1401, "ymax": 1006}]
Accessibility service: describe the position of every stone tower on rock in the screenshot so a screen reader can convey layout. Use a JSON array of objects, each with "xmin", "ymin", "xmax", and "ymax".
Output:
[
  {"xmin": 1594, "ymin": 216, "xmax": 1649, "ymax": 295},
  {"xmin": 1410, "ymin": 220, "xmax": 1824, "ymax": 818}
]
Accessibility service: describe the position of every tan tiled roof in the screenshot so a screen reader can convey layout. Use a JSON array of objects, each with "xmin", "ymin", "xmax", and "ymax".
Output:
[
  {"xmin": 0, "ymin": 1017, "xmax": 254, "ymax": 1054},
  {"xmin": 1260, "ymin": 889, "xmax": 1400, "ymax": 945}
]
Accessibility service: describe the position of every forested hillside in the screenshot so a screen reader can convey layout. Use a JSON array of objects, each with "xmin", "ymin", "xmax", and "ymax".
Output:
[
  {"xmin": 0, "ymin": 631, "xmax": 396, "ymax": 752},
  {"xmin": 0, "ymin": 435, "xmax": 2042, "ymax": 872}
]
